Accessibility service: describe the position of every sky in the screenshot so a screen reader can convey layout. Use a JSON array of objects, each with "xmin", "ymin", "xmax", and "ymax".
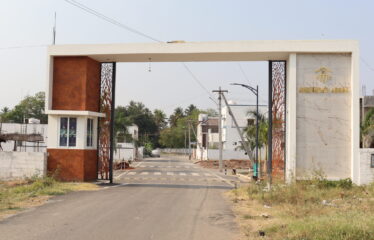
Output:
[{"xmin": 0, "ymin": 0, "xmax": 373, "ymax": 115}]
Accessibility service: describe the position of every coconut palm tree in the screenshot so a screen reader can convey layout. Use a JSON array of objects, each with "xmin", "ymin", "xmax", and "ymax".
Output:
[{"xmin": 169, "ymin": 107, "xmax": 184, "ymax": 127}]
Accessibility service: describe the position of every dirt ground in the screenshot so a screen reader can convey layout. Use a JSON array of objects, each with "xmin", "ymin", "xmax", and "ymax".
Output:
[{"xmin": 196, "ymin": 159, "xmax": 251, "ymax": 169}]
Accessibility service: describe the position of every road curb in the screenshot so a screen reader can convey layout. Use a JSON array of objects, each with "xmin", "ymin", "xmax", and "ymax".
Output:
[{"xmin": 237, "ymin": 173, "xmax": 252, "ymax": 182}]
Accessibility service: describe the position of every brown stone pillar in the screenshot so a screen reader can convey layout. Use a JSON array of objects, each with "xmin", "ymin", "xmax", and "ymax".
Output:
[{"xmin": 47, "ymin": 57, "xmax": 101, "ymax": 181}]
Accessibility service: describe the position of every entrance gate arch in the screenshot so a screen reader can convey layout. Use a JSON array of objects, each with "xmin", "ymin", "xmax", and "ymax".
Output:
[{"xmin": 45, "ymin": 40, "xmax": 360, "ymax": 184}]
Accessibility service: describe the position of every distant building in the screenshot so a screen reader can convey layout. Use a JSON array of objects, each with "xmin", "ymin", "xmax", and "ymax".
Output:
[
  {"xmin": 127, "ymin": 124, "xmax": 139, "ymax": 141},
  {"xmin": 195, "ymin": 101, "xmax": 267, "ymax": 160},
  {"xmin": 360, "ymin": 95, "xmax": 374, "ymax": 121},
  {"xmin": 221, "ymin": 101, "xmax": 267, "ymax": 151},
  {"xmin": 195, "ymin": 115, "xmax": 219, "ymax": 160},
  {"xmin": 114, "ymin": 124, "xmax": 139, "ymax": 162}
]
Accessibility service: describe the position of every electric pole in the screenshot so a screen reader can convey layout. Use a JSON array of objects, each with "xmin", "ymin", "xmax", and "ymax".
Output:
[
  {"xmin": 52, "ymin": 12, "xmax": 57, "ymax": 45},
  {"xmin": 188, "ymin": 122, "xmax": 191, "ymax": 160},
  {"xmin": 221, "ymin": 93, "xmax": 253, "ymax": 169},
  {"xmin": 212, "ymin": 87, "xmax": 228, "ymax": 172},
  {"xmin": 184, "ymin": 128, "xmax": 187, "ymax": 156}
]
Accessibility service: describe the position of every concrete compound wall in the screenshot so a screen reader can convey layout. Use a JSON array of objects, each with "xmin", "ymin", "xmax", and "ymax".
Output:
[
  {"xmin": 114, "ymin": 143, "xmax": 137, "ymax": 162},
  {"xmin": 0, "ymin": 152, "xmax": 47, "ymax": 180},
  {"xmin": 160, "ymin": 148, "xmax": 189, "ymax": 155},
  {"xmin": 205, "ymin": 149, "xmax": 248, "ymax": 160},
  {"xmin": 359, "ymin": 149, "xmax": 374, "ymax": 185}
]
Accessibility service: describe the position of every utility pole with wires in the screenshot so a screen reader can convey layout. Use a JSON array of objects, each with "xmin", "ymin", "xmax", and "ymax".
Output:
[
  {"xmin": 184, "ymin": 127, "xmax": 187, "ymax": 156},
  {"xmin": 212, "ymin": 87, "xmax": 228, "ymax": 172},
  {"xmin": 52, "ymin": 12, "xmax": 57, "ymax": 45},
  {"xmin": 220, "ymin": 92, "xmax": 254, "ymax": 175}
]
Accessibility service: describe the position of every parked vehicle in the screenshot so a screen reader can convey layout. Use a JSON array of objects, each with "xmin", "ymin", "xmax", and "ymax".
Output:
[{"xmin": 151, "ymin": 149, "xmax": 161, "ymax": 157}]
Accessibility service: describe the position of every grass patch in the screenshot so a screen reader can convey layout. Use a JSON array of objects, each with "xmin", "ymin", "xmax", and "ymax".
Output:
[
  {"xmin": 228, "ymin": 178, "xmax": 374, "ymax": 240},
  {"xmin": 0, "ymin": 176, "xmax": 98, "ymax": 219}
]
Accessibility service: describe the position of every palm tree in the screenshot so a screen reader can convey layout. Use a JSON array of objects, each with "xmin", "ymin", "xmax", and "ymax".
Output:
[
  {"xmin": 361, "ymin": 108, "xmax": 374, "ymax": 148},
  {"xmin": 169, "ymin": 107, "xmax": 184, "ymax": 127},
  {"xmin": 245, "ymin": 110, "xmax": 268, "ymax": 176},
  {"xmin": 184, "ymin": 104, "xmax": 197, "ymax": 116},
  {"xmin": 153, "ymin": 109, "xmax": 167, "ymax": 130}
]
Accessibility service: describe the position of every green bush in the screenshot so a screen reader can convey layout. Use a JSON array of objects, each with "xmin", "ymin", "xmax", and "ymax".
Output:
[
  {"xmin": 144, "ymin": 141, "xmax": 154, "ymax": 156},
  {"xmin": 315, "ymin": 178, "xmax": 353, "ymax": 190}
]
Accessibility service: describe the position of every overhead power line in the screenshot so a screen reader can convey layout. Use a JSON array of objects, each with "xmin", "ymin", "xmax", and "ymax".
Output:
[
  {"xmin": 64, "ymin": 0, "xmax": 213, "ymax": 99},
  {"xmin": 181, "ymin": 63, "xmax": 214, "ymax": 98},
  {"xmin": 64, "ymin": 0, "xmax": 163, "ymax": 43},
  {"xmin": 361, "ymin": 57, "xmax": 374, "ymax": 72},
  {"xmin": 237, "ymin": 63, "xmax": 251, "ymax": 85}
]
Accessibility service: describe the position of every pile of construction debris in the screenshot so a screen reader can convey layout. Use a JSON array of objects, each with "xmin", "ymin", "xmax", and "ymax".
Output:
[{"xmin": 0, "ymin": 133, "xmax": 43, "ymax": 151}]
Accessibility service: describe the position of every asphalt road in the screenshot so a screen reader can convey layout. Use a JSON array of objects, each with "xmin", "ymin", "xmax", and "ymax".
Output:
[{"xmin": 0, "ymin": 155, "xmax": 240, "ymax": 240}]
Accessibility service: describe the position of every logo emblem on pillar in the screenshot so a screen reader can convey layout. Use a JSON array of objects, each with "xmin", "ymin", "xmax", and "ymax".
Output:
[{"xmin": 315, "ymin": 67, "xmax": 332, "ymax": 83}]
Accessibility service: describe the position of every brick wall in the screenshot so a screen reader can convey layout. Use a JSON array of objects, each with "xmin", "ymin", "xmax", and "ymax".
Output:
[
  {"xmin": 52, "ymin": 56, "xmax": 100, "ymax": 112},
  {"xmin": 47, "ymin": 149, "xmax": 97, "ymax": 181}
]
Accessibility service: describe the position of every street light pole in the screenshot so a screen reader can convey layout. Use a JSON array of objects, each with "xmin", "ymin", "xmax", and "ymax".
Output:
[
  {"xmin": 231, "ymin": 83, "xmax": 259, "ymax": 180},
  {"xmin": 255, "ymin": 85, "xmax": 259, "ymax": 178},
  {"xmin": 188, "ymin": 122, "xmax": 191, "ymax": 160}
]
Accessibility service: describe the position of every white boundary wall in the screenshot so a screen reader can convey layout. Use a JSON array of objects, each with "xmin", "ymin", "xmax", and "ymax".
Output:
[
  {"xmin": 114, "ymin": 143, "xmax": 136, "ymax": 162},
  {"xmin": 358, "ymin": 149, "xmax": 374, "ymax": 185},
  {"xmin": 0, "ymin": 152, "xmax": 47, "ymax": 180}
]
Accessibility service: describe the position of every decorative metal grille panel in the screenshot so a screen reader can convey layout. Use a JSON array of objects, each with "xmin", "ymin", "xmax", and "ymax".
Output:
[
  {"xmin": 98, "ymin": 63, "xmax": 114, "ymax": 180},
  {"xmin": 271, "ymin": 61, "xmax": 286, "ymax": 176}
]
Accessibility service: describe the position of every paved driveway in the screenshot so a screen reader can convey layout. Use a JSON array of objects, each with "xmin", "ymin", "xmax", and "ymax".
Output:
[{"xmin": 0, "ymin": 156, "xmax": 240, "ymax": 240}]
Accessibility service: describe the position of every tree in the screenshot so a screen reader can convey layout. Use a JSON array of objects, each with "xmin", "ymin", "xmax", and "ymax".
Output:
[
  {"xmin": 114, "ymin": 101, "xmax": 158, "ymax": 146},
  {"xmin": 114, "ymin": 106, "xmax": 133, "ymax": 142},
  {"xmin": 1, "ymin": 107, "xmax": 9, "ymax": 114},
  {"xmin": 204, "ymin": 108, "xmax": 218, "ymax": 117},
  {"xmin": 153, "ymin": 109, "xmax": 167, "ymax": 130},
  {"xmin": 159, "ymin": 127, "xmax": 185, "ymax": 148},
  {"xmin": 0, "ymin": 92, "xmax": 47, "ymax": 123},
  {"xmin": 0, "ymin": 107, "xmax": 10, "ymax": 122},
  {"xmin": 243, "ymin": 110, "xmax": 269, "ymax": 177},
  {"xmin": 184, "ymin": 104, "xmax": 197, "ymax": 116},
  {"xmin": 244, "ymin": 110, "xmax": 268, "ymax": 159},
  {"xmin": 169, "ymin": 107, "xmax": 184, "ymax": 127},
  {"xmin": 361, "ymin": 108, "xmax": 374, "ymax": 148},
  {"xmin": 159, "ymin": 107, "xmax": 200, "ymax": 148}
]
